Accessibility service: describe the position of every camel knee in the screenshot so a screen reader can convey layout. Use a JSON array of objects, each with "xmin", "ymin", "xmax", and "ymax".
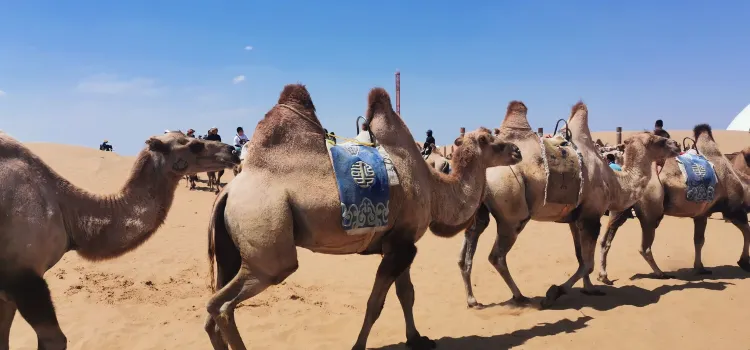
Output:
[{"xmin": 269, "ymin": 263, "xmax": 299, "ymax": 285}]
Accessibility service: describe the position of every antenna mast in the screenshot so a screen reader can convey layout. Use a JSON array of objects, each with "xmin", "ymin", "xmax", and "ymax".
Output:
[{"xmin": 395, "ymin": 70, "xmax": 401, "ymax": 115}]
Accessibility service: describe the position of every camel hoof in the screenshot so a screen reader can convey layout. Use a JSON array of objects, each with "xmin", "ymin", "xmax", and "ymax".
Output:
[
  {"xmin": 737, "ymin": 259, "xmax": 750, "ymax": 272},
  {"xmin": 654, "ymin": 273, "xmax": 676, "ymax": 279},
  {"xmin": 406, "ymin": 336, "xmax": 436, "ymax": 350},
  {"xmin": 597, "ymin": 275, "xmax": 615, "ymax": 285},
  {"xmin": 694, "ymin": 269, "xmax": 712, "ymax": 276},
  {"xmin": 540, "ymin": 285, "xmax": 565, "ymax": 309},
  {"xmin": 580, "ymin": 288, "xmax": 606, "ymax": 296}
]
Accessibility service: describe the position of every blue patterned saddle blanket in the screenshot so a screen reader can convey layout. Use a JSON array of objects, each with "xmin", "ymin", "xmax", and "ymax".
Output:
[
  {"xmin": 676, "ymin": 153, "xmax": 718, "ymax": 203},
  {"xmin": 327, "ymin": 142, "xmax": 397, "ymax": 234}
]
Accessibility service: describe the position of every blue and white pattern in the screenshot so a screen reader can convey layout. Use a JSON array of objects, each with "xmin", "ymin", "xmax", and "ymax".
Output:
[
  {"xmin": 328, "ymin": 142, "xmax": 391, "ymax": 234},
  {"xmin": 676, "ymin": 153, "xmax": 718, "ymax": 202}
]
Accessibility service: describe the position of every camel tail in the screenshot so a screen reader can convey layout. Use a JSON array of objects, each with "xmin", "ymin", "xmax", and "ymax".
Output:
[{"xmin": 207, "ymin": 191, "xmax": 242, "ymax": 293}]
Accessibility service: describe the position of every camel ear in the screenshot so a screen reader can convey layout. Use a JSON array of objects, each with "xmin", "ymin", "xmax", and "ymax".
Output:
[
  {"xmin": 477, "ymin": 134, "xmax": 490, "ymax": 146},
  {"xmin": 494, "ymin": 128, "xmax": 500, "ymax": 135},
  {"xmin": 454, "ymin": 136, "xmax": 464, "ymax": 147},
  {"xmin": 146, "ymin": 137, "xmax": 170, "ymax": 153}
]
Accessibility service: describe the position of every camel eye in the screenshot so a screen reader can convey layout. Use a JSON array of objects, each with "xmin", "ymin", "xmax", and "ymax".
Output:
[{"xmin": 189, "ymin": 141, "xmax": 205, "ymax": 153}]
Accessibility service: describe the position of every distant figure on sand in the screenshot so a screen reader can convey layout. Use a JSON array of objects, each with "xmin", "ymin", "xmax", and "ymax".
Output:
[
  {"xmin": 654, "ymin": 119, "xmax": 671, "ymax": 139},
  {"xmin": 421, "ymin": 129, "xmax": 436, "ymax": 158},
  {"xmin": 607, "ymin": 153, "xmax": 622, "ymax": 171},
  {"xmin": 204, "ymin": 127, "xmax": 225, "ymax": 193},
  {"xmin": 186, "ymin": 129, "xmax": 199, "ymax": 190},
  {"xmin": 99, "ymin": 140, "xmax": 113, "ymax": 152},
  {"xmin": 233, "ymin": 127, "xmax": 249, "ymax": 148}
]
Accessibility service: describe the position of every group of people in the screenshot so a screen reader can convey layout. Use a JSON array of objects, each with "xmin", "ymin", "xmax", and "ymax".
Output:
[
  {"xmin": 605, "ymin": 119, "xmax": 671, "ymax": 172},
  {"xmin": 179, "ymin": 126, "xmax": 250, "ymax": 190}
]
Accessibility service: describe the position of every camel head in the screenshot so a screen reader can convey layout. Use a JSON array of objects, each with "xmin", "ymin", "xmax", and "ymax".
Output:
[
  {"xmin": 453, "ymin": 127, "xmax": 522, "ymax": 168},
  {"xmin": 144, "ymin": 131, "xmax": 240, "ymax": 176},
  {"xmin": 622, "ymin": 132, "xmax": 680, "ymax": 165}
]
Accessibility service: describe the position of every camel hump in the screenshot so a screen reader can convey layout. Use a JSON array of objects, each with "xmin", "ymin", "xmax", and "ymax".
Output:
[
  {"xmin": 367, "ymin": 87, "xmax": 394, "ymax": 115},
  {"xmin": 693, "ymin": 123, "xmax": 713, "ymax": 141},
  {"xmin": 571, "ymin": 100, "xmax": 587, "ymax": 114},
  {"xmin": 507, "ymin": 101, "xmax": 527, "ymax": 116},
  {"xmin": 277, "ymin": 84, "xmax": 316, "ymax": 111}
]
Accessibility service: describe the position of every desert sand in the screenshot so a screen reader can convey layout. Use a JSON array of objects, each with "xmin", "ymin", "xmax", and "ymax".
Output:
[{"xmin": 8, "ymin": 130, "xmax": 750, "ymax": 349}]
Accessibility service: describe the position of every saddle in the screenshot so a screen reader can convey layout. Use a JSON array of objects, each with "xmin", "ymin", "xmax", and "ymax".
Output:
[{"xmin": 540, "ymin": 132, "xmax": 583, "ymax": 206}]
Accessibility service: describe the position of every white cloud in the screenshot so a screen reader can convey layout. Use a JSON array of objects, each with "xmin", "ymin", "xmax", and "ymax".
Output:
[
  {"xmin": 0, "ymin": 90, "xmax": 5, "ymax": 97},
  {"xmin": 232, "ymin": 75, "xmax": 246, "ymax": 84},
  {"xmin": 75, "ymin": 74, "xmax": 163, "ymax": 96},
  {"xmin": 244, "ymin": 45, "xmax": 253, "ymax": 51}
]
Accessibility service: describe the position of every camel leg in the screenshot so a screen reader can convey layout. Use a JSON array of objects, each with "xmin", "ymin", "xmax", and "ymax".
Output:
[
  {"xmin": 352, "ymin": 242, "xmax": 419, "ymax": 350},
  {"xmin": 487, "ymin": 219, "xmax": 529, "ymax": 305},
  {"xmin": 542, "ymin": 218, "xmax": 602, "ymax": 309},
  {"xmin": 725, "ymin": 211, "xmax": 750, "ymax": 272},
  {"xmin": 598, "ymin": 209, "xmax": 629, "ymax": 285},
  {"xmin": 637, "ymin": 220, "xmax": 671, "ymax": 279},
  {"xmin": 457, "ymin": 204, "xmax": 489, "ymax": 308},
  {"xmin": 6, "ymin": 271, "xmax": 67, "ymax": 350},
  {"xmin": 206, "ymin": 266, "xmax": 279, "ymax": 350},
  {"xmin": 692, "ymin": 216, "xmax": 712, "ymax": 275},
  {"xmin": 0, "ymin": 300, "xmax": 16, "ymax": 350},
  {"xmin": 394, "ymin": 268, "xmax": 436, "ymax": 349}
]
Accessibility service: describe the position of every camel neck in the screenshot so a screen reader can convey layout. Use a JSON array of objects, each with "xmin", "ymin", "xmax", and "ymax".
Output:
[
  {"xmin": 428, "ymin": 152, "xmax": 486, "ymax": 237},
  {"xmin": 609, "ymin": 148, "xmax": 654, "ymax": 211},
  {"xmin": 61, "ymin": 152, "xmax": 179, "ymax": 260}
]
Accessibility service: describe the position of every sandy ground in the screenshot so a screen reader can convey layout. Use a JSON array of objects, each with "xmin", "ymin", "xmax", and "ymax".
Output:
[{"xmin": 8, "ymin": 132, "xmax": 750, "ymax": 349}]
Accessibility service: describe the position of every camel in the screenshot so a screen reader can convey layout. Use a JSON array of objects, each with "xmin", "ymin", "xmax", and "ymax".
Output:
[
  {"xmin": 203, "ymin": 84, "xmax": 522, "ymax": 350},
  {"xmin": 457, "ymin": 102, "xmax": 680, "ymax": 309},
  {"xmin": 731, "ymin": 146, "xmax": 750, "ymax": 177},
  {"xmin": 206, "ymin": 171, "xmax": 224, "ymax": 193},
  {"xmin": 0, "ymin": 131, "xmax": 239, "ymax": 350},
  {"xmin": 598, "ymin": 125, "xmax": 750, "ymax": 284}
]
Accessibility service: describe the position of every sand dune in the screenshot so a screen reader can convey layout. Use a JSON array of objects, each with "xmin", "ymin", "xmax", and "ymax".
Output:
[{"xmin": 8, "ymin": 133, "xmax": 750, "ymax": 349}]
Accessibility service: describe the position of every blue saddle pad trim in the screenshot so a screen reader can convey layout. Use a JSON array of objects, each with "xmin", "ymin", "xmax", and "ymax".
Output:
[
  {"xmin": 677, "ymin": 153, "xmax": 717, "ymax": 202},
  {"xmin": 328, "ymin": 143, "xmax": 390, "ymax": 233}
]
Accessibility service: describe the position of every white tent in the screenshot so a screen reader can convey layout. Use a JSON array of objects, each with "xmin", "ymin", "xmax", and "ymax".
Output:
[{"xmin": 727, "ymin": 104, "xmax": 750, "ymax": 131}]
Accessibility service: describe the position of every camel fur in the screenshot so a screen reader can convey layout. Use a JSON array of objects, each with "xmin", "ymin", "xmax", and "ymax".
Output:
[
  {"xmin": 0, "ymin": 131, "xmax": 239, "ymax": 350},
  {"xmin": 457, "ymin": 101, "xmax": 680, "ymax": 309},
  {"xmin": 599, "ymin": 124, "xmax": 750, "ymax": 284},
  {"xmin": 203, "ymin": 84, "xmax": 522, "ymax": 350}
]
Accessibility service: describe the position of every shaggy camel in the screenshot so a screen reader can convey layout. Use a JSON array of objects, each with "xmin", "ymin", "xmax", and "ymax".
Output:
[
  {"xmin": 598, "ymin": 125, "xmax": 750, "ymax": 284},
  {"xmin": 458, "ymin": 102, "xmax": 680, "ymax": 308},
  {"xmin": 203, "ymin": 85, "xmax": 522, "ymax": 350},
  {"xmin": 0, "ymin": 131, "xmax": 239, "ymax": 350}
]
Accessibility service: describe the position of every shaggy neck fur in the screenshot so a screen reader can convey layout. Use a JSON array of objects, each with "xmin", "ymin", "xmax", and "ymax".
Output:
[
  {"xmin": 59, "ymin": 151, "xmax": 179, "ymax": 260},
  {"xmin": 608, "ymin": 142, "xmax": 656, "ymax": 211},
  {"xmin": 428, "ymin": 143, "xmax": 486, "ymax": 236}
]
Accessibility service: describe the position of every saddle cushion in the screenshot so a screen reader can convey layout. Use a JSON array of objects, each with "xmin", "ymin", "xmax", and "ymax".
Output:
[
  {"xmin": 539, "ymin": 134, "xmax": 584, "ymax": 206},
  {"xmin": 328, "ymin": 142, "xmax": 394, "ymax": 234},
  {"xmin": 676, "ymin": 153, "xmax": 718, "ymax": 202}
]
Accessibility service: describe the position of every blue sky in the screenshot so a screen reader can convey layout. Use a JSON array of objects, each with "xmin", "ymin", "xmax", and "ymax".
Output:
[{"xmin": 1, "ymin": 0, "xmax": 749, "ymax": 155}]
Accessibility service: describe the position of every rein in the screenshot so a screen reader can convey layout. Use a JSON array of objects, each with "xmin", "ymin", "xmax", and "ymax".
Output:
[{"xmin": 278, "ymin": 104, "xmax": 324, "ymax": 132}]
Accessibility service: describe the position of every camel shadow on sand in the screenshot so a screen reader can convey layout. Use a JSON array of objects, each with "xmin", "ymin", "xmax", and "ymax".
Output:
[
  {"xmin": 630, "ymin": 264, "xmax": 750, "ymax": 282},
  {"xmin": 542, "ymin": 280, "xmax": 731, "ymax": 312},
  {"xmin": 372, "ymin": 315, "xmax": 593, "ymax": 350}
]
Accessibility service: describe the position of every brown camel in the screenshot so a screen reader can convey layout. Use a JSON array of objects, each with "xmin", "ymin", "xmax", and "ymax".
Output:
[
  {"xmin": 203, "ymin": 85, "xmax": 522, "ymax": 350},
  {"xmin": 731, "ymin": 146, "xmax": 750, "ymax": 177},
  {"xmin": 206, "ymin": 170, "xmax": 224, "ymax": 193},
  {"xmin": 458, "ymin": 102, "xmax": 680, "ymax": 308},
  {"xmin": 598, "ymin": 124, "xmax": 750, "ymax": 284},
  {"xmin": 0, "ymin": 131, "xmax": 239, "ymax": 350}
]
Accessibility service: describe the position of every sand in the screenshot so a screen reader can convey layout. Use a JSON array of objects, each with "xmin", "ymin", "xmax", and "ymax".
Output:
[{"xmin": 8, "ymin": 131, "xmax": 750, "ymax": 349}]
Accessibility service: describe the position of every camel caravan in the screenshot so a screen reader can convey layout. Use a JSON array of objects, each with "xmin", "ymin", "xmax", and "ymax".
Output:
[{"xmin": 1, "ymin": 83, "xmax": 748, "ymax": 350}]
